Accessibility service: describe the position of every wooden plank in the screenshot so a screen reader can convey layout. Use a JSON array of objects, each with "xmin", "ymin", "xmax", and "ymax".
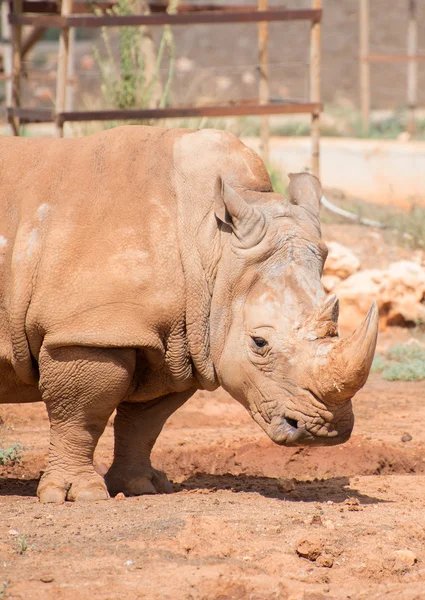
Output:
[
  {"xmin": 359, "ymin": 0, "xmax": 370, "ymax": 135},
  {"xmin": 22, "ymin": 0, "xmax": 116, "ymax": 12},
  {"xmin": 10, "ymin": 8, "xmax": 322, "ymax": 27},
  {"xmin": 9, "ymin": 102, "xmax": 322, "ymax": 124},
  {"xmin": 21, "ymin": 25, "xmax": 47, "ymax": 56},
  {"xmin": 310, "ymin": 0, "xmax": 321, "ymax": 178},
  {"xmin": 21, "ymin": 1, "xmax": 273, "ymax": 13},
  {"xmin": 55, "ymin": 0, "xmax": 73, "ymax": 137},
  {"xmin": 1, "ymin": 0, "xmax": 13, "ymax": 114},
  {"xmin": 7, "ymin": 107, "xmax": 53, "ymax": 121},
  {"xmin": 365, "ymin": 52, "xmax": 425, "ymax": 63},
  {"xmin": 407, "ymin": 0, "xmax": 417, "ymax": 134},
  {"xmin": 258, "ymin": 0, "xmax": 269, "ymax": 163}
]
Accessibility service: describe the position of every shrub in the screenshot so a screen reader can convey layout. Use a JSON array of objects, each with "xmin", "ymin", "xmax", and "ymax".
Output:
[
  {"xmin": 372, "ymin": 342, "xmax": 425, "ymax": 381},
  {"xmin": 0, "ymin": 442, "xmax": 23, "ymax": 466}
]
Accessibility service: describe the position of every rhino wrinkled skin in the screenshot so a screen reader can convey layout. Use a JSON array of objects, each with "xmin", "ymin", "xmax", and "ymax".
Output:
[{"xmin": 0, "ymin": 127, "xmax": 378, "ymax": 502}]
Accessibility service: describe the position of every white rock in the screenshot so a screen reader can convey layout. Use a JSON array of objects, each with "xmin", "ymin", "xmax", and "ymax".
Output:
[
  {"xmin": 324, "ymin": 241, "xmax": 360, "ymax": 280},
  {"xmin": 322, "ymin": 274, "xmax": 342, "ymax": 292},
  {"xmin": 334, "ymin": 269, "xmax": 385, "ymax": 329}
]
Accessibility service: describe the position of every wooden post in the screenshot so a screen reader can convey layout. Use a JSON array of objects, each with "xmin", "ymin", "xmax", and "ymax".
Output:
[
  {"xmin": 310, "ymin": 0, "xmax": 321, "ymax": 178},
  {"xmin": 10, "ymin": 0, "xmax": 22, "ymax": 135},
  {"xmin": 1, "ymin": 0, "xmax": 13, "ymax": 129},
  {"xmin": 66, "ymin": 26, "xmax": 76, "ymax": 112},
  {"xmin": 55, "ymin": 0, "xmax": 73, "ymax": 137},
  {"xmin": 359, "ymin": 0, "xmax": 370, "ymax": 136},
  {"xmin": 258, "ymin": 0, "xmax": 269, "ymax": 164},
  {"xmin": 407, "ymin": 0, "xmax": 417, "ymax": 135}
]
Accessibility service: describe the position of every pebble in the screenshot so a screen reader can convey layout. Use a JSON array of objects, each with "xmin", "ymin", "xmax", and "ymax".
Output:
[
  {"xmin": 296, "ymin": 537, "xmax": 323, "ymax": 561},
  {"xmin": 310, "ymin": 515, "xmax": 323, "ymax": 526},
  {"xmin": 401, "ymin": 433, "xmax": 413, "ymax": 442},
  {"xmin": 392, "ymin": 549, "xmax": 417, "ymax": 570},
  {"xmin": 114, "ymin": 493, "xmax": 126, "ymax": 501},
  {"xmin": 316, "ymin": 554, "xmax": 334, "ymax": 568},
  {"xmin": 40, "ymin": 575, "xmax": 54, "ymax": 583},
  {"xmin": 8, "ymin": 530, "xmax": 19, "ymax": 536}
]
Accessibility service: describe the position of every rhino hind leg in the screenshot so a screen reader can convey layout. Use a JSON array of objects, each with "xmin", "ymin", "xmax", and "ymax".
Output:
[
  {"xmin": 38, "ymin": 345, "xmax": 135, "ymax": 503},
  {"xmin": 105, "ymin": 389, "xmax": 195, "ymax": 497}
]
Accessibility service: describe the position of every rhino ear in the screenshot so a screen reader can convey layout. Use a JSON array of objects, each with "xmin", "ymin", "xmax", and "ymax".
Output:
[
  {"xmin": 214, "ymin": 181, "xmax": 266, "ymax": 248},
  {"xmin": 288, "ymin": 172, "xmax": 322, "ymax": 219}
]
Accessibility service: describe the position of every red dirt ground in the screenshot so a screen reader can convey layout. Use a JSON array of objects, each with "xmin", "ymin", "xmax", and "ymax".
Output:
[
  {"xmin": 1, "ymin": 362, "xmax": 425, "ymax": 600},
  {"xmin": 1, "ymin": 225, "xmax": 424, "ymax": 600}
]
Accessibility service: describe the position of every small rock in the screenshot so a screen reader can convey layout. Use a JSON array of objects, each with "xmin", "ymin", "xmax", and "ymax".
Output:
[
  {"xmin": 392, "ymin": 549, "xmax": 417, "ymax": 570},
  {"xmin": 401, "ymin": 433, "xmax": 412, "ymax": 443},
  {"xmin": 114, "ymin": 492, "xmax": 125, "ymax": 501},
  {"xmin": 344, "ymin": 497, "xmax": 362, "ymax": 511},
  {"xmin": 310, "ymin": 515, "xmax": 323, "ymax": 526},
  {"xmin": 324, "ymin": 241, "xmax": 360, "ymax": 280},
  {"xmin": 316, "ymin": 554, "xmax": 333, "ymax": 568},
  {"xmin": 40, "ymin": 575, "xmax": 54, "ymax": 583},
  {"xmin": 124, "ymin": 559, "xmax": 134, "ymax": 566},
  {"xmin": 8, "ymin": 530, "xmax": 19, "ymax": 536},
  {"xmin": 296, "ymin": 537, "xmax": 323, "ymax": 561},
  {"xmin": 277, "ymin": 478, "xmax": 295, "ymax": 493}
]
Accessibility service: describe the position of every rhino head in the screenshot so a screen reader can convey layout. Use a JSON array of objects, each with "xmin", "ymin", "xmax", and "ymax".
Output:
[{"xmin": 209, "ymin": 172, "xmax": 377, "ymax": 447}]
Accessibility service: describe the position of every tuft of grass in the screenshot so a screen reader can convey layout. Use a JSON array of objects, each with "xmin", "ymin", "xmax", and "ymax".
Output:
[
  {"xmin": 17, "ymin": 535, "xmax": 28, "ymax": 555},
  {"xmin": 0, "ymin": 581, "xmax": 8, "ymax": 597},
  {"xmin": 0, "ymin": 442, "xmax": 23, "ymax": 466},
  {"xmin": 372, "ymin": 342, "xmax": 425, "ymax": 381}
]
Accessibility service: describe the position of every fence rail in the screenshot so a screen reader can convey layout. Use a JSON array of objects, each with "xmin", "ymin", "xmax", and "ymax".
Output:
[{"xmin": 2, "ymin": 0, "xmax": 322, "ymax": 176}]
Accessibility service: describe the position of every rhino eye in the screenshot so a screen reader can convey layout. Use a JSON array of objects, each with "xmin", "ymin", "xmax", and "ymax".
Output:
[{"xmin": 252, "ymin": 336, "xmax": 268, "ymax": 349}]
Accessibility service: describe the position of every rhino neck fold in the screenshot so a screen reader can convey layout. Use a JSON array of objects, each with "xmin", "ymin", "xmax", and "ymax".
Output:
[{"xmin": 174, "ymin": 188, "xmax": 221, "ymax": 392}]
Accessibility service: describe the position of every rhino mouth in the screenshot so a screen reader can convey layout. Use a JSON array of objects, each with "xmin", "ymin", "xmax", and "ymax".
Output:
[{"xmin": 270, "ymin": 412, "xmax": 353, "ymax": 447}]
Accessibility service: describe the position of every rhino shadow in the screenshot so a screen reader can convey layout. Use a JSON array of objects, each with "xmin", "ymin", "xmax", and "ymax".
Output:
[
  {"xmin": 0, "ymin": 477, "xmax": 38, "ymax": 497},
  {"xmin": 0, "ymin": 474, "xmax": 387, "ymax": 505},
  {"xmin": 177, "ymin": 473, "xmax": 387, "ymax": 505}
]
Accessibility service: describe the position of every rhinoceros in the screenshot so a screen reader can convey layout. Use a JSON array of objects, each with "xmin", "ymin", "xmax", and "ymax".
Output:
[{"xmin": 0, "ymin": 126, "xmax": 378, "ymax": 502}]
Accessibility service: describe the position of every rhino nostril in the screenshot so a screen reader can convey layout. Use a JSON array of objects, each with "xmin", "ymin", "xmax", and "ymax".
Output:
[{"xmin": 286, "ymin": 417, "xmax": 298, "ymax": 429}]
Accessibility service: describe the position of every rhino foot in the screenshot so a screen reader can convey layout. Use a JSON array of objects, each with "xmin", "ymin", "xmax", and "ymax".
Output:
[
  {"xmin": 37, "ymin": 470, "xmax": 109, "ymax": 503},
  {"xmin": 105, "ymin": 465, "xmax": 174, "ymax": 497}
]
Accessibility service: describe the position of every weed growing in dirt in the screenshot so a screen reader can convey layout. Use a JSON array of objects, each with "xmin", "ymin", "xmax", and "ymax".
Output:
[
  {"xmin": 17, "ymin": 535, "xmax": 28, "ymax": 555},
  {"xmin": 0, "ymin": 581, "xmax": 8, "ymax": 597},
  {"xmin": 0, "ymin": 442, "xmax": 23, "ymax": 466},
  {"xmin": 93, "ymin": 0, "xmax": 177, "ymax": 117},
  {"xmin": 372, "ymin": 342, "xmax": 425, "ymax": 381}
]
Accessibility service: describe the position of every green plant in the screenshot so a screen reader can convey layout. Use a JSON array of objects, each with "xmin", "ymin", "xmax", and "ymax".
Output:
[
  {"xmin": 0, "ymin": 581, "xmax": 9, "ymax": 597},
  {"xmin": 0, "ymin": 442, "xmax": 23, "ymax": 466},
  {"xmin": 93, "ymin": 0, "xmax": 177, "ymax": 115},
  {"xmin": 372, "ymin": 342, "xmax": 425, "ymax": 381},
  {"xmin": 17, "ymin": 535, "xmax": 28, "ymax": 555}
]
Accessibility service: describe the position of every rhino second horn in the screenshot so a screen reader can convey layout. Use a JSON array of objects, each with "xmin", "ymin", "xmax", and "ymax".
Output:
[
  {"xmin": 316, "ymin": 302, "xmax": 379, "ymax": 403},
  {"xmin": 305, "ymin": 294, "xmax": 339, "ymax": 338}
]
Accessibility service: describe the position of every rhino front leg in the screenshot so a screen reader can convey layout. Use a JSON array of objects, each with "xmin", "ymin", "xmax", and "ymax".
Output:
[
  {"xmin": 105, "ymin": 389, "xmax": 195, "ymax": 497},
  {"xmin": 38, "ymin": 345, "xmax": 135, "ymax": 503}
]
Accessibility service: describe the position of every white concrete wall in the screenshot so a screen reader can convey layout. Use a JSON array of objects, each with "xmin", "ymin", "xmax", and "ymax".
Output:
[{"xmin": 244, "ymin": 137, "xmax": 425, "ymax": 209}]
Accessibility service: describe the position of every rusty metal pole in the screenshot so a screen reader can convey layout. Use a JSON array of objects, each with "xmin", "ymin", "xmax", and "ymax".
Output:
[
  {"xmin": 310, "ymin": 0, "xmax": 321, "ymax": 178},
  {"xmin": 10, "ymin": 0, "xmax": 22, "ymax": 135},
  {"xmin": 359, "ymin": 0, "xmax": 370, "ymax": 136},
  {"xmin": 55, "ymin": 0, "xmax": 73, "ymax": 137},
  {"xmin": 407, "ymin": 0, "xmax": 417, "ymax": 135},
  {"xmin": 258, "ymin": 0, "xmax": 269, "ymax": 163}
]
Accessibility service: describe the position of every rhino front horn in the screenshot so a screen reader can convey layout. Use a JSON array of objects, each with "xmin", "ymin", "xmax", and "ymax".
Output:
[{"xmin": 316, "ymin": 302, "xmax": 379, "ymax": 403}]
